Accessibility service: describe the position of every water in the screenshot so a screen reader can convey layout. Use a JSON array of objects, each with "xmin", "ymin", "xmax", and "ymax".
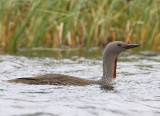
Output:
[{"xmin": 0, "ymin": 49, "xmax": 160, "ymax": 116}]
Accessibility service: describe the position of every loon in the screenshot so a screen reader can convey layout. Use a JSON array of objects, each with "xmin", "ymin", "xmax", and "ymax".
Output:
[{"xmin": 8, "ymin": 41, "xmax": 140, "ymax": 86}]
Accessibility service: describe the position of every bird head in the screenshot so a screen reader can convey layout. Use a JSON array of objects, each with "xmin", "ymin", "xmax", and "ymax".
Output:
[{"xmin": 105, "ymin": 41, "xmax": 140, "ymax": 55}]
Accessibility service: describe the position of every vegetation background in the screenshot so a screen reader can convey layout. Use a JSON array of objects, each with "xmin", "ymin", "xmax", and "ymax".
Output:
[{"xmin": 0, "ymin": 0, "xmax": 160, "ymax": 52}]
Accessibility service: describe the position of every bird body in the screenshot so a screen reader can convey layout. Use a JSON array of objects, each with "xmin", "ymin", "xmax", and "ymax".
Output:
[
  {"xmin": 8, "ymin": 41, "xmax": 140, "ymax": 86},
  {"xmin": 9, "ymin": 74, "xmax": 98, "ymax": 86}
]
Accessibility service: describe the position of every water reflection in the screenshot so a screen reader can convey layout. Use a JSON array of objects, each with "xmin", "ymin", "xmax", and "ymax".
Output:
[
  {"xmin": 100, "ymin": 85, "xmax": 115, "ymax": 91},
  {"xmin": 1, "ymin": 48, "xmax": 102, "ymax": 59}
]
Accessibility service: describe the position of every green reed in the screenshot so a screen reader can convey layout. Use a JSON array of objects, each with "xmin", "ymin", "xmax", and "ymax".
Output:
[{"xmin": 0, "ymin": 0, "xmax": 160, "ymax": 52}]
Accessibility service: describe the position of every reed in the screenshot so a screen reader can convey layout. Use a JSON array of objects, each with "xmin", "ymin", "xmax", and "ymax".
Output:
[{"xmin": 0, "ymin": 0, "xmax": 160, "ymax": 52}]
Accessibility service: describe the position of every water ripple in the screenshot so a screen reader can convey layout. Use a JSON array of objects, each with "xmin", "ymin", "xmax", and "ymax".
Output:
[{"xmin": 0, "ymin": 51, "xmax": 160, "ymax": 116}]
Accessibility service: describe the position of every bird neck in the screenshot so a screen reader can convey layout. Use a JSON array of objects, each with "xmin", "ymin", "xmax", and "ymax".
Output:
[{"xmin": 101, "ymin": 54, "xmax": 118, "ymax": 85}]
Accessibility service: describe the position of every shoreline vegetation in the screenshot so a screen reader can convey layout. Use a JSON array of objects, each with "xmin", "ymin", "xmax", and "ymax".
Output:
[{"xmin": 0, "ymin": 0, "xmax": 160, "ymax": 52}]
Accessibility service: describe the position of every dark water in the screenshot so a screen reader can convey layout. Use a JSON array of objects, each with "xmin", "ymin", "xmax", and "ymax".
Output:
[{"xmin": 0, "ymin": 49, "xmax": 160, "ymax": 116}]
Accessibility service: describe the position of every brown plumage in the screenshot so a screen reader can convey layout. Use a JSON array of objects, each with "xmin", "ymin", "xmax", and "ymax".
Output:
[{"xmin": 8, "ymin": 74, "xmax": 99, "ymax": 86}]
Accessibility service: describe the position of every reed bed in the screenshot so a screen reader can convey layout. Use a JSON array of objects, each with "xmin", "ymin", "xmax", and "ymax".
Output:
[{"xmin": 0, "ymin": 0, "xmax": 160, "ymax": 52}]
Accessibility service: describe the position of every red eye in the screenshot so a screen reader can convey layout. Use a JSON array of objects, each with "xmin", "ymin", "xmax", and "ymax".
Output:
[{"xmin": 117, "ymin": 44, "xmax": 121, "ymax": 47}]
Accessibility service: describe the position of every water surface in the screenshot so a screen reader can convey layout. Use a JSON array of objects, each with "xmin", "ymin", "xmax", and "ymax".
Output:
[{"xmin": 0, "ymin": 49, "xmax": 160, "ymax": 116}]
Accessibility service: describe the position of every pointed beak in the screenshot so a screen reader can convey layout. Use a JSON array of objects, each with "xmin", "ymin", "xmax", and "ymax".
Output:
[{"xmin": 124, "ymin": 44, "xmax": 141, "ymax": 49}]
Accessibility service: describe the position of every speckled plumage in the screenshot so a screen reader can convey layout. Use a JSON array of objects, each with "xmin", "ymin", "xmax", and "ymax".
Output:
[{"xmin": 8, "ymin": 74, "xmax": 99, "ymax": 86}]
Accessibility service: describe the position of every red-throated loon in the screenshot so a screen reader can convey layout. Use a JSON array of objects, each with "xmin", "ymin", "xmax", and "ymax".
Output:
[{"xmin": 8, "ymin": 41, "xmax": 140, "ymax": 86}]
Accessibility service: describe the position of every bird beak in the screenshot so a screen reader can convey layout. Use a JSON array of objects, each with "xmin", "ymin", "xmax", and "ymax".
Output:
[{"xmin": 124, "ymin": 44, "xmax": 141, "ymax": 49}]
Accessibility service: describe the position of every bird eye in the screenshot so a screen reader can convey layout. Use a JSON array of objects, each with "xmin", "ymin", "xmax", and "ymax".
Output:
[{"xmin": 117, "ymin": 44, "xmax": 121, "ymax": 47}]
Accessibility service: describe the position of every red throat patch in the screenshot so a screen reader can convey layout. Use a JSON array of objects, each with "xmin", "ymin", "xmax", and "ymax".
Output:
[{"xmin": 113, "ymin": 57, "xmax": 117, "ymax": 78}]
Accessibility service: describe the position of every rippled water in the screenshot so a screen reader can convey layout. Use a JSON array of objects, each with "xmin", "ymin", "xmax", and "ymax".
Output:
[{"xmin": 0, "ymin": 49, "xmax": 160, "ymax": 116}]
